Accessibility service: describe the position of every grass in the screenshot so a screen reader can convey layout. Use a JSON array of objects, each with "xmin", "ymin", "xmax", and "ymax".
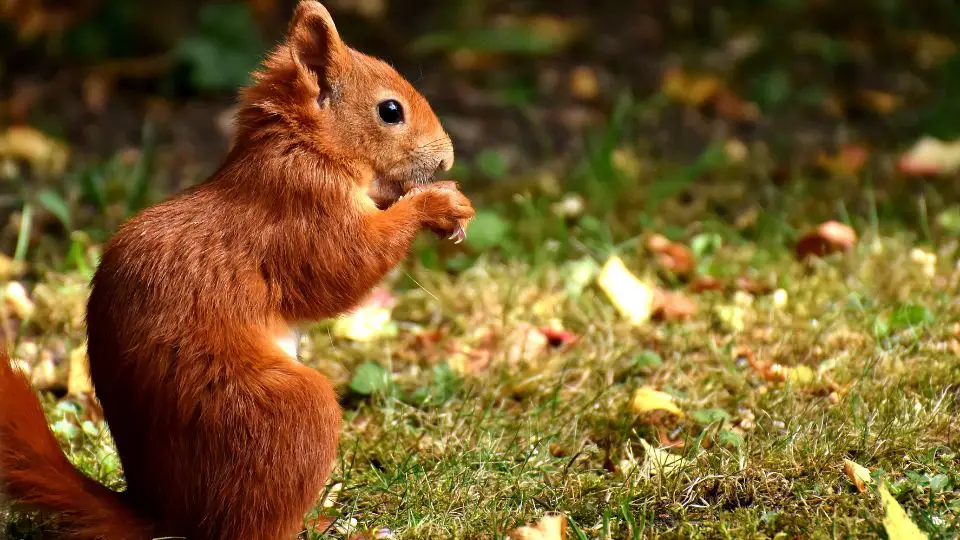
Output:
[{"xmin": 3, "ymin": 186, "xmax": 960, "ymax": 538}]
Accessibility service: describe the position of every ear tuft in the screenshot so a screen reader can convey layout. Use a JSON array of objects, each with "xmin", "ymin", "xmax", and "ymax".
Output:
[{"xmin": 288, "ymin": 1, "xmax": 346, "ymax": 90}]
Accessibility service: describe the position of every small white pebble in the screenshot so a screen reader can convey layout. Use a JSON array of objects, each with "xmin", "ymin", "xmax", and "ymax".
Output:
[{"xmin": 551, "ymin": 194, "xmax": 585, "ymax": 218}]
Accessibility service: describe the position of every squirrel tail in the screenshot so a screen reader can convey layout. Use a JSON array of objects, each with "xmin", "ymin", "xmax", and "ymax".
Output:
[{"xmin": 1, "ymin": 349, "xmax": 152, "ymax": 539}]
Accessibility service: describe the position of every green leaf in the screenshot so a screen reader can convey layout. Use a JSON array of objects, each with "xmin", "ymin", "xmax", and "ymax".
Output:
[
  {"xmin": 632, "ymin": 350, "xmax": 664, "ymax": 369},
  {"xmin": 36, "ymin": 189, "xmax": 72, "ymax": 229},
  {"xmin": 690, "ymin": 233, "xmax": 723, "ymax": 258},
  {"xmin": 562, "ymin": 257, "xmax": 600, "ymax": 299},
  {"xmin": 717, "ymin": 429, "xmax": 744, "ymax": 448},
  {"xmin": 928, "ymin": 474, "xmax": 951, "ymax": 493},
  {"xmin": 51, "ymin": 419, "xmax": 79, "ymax": 439},
  {"xmin": 690, "ymin": 408, "xmax": 732, "ymax": 425},
  {"xmin": 873, "ymin": 316, "xmax": 891, "ymax": 338},
  {"xmin": 467, "ymin": 210, "xmax": 511, "ymax": 251},
  {"xmin": 890, "ymin": 304, "xmax": 934, "ymax": 330},
  {"xmin": 349, "ymin": 362, "xmax": 391, "ymax": 396}
]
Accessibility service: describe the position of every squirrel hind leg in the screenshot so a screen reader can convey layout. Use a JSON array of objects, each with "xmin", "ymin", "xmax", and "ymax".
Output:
[{"xmin": 163, "ymin": 353, "xmax": 341, "ymax": 539}]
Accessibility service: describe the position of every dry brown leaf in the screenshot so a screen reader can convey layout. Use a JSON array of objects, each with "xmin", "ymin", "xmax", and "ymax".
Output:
[
  {"xmin": 652, "ymin": 290, "xmax": 698, "ymax": 321},
  {"xmin": 734, "ymin": 276, "xmax": 772, "ymax": 295},
  {"xmin": 795, "ymin": 221, "xmax": 857, "ymax": 260},
  {"xmin": 688, "ymin": 276, "xmax": 726, "ymax": 293},
  {"xmin": 843, "ymin": 459, "xmax": 872, "ymax": 493},
  {"xmin": 712, "ymin": 88, "xmax": 760, "ymax": 121},
  {"xmin": 817, "ymin": 144, "xmax": 869, "ymax": 176},
  {"xmin": 858, "ymin": 90, "xmax": 902, "ymax": 115},
  {"xmin": 507, "ymin": 512, "xmax": 567, "ymax": 540},
  {"xmin": 646, "ymin": 234, "xmax": 695, "ymax": 276}
]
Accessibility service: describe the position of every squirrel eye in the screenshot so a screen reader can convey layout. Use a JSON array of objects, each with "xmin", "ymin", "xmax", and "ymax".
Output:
[{"xmin": 377, "ymin": 99, "xmax": 404, "ymax": 125}]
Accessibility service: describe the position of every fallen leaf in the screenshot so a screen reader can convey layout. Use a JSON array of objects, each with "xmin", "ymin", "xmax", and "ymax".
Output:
[
  {"xmin": 817, "ymin": 144, "xmax": 868, "ymax": 176},
  {"xmin": 843, "ymin": 459, "xmax": 873, "ymax": 493},
  {"xmin": 3, "ymin": 282, "xmax": 35, "ymax": 320},
  {"xmin": 630, "ymin": 386, "xmax": 684, "ymax": 417},
  {"xmin": 712, "ymin": 88, "xmax": 760, "ymax": 121},
  {"xmin": 688, "ymin": 276, "xmax": 726, "ymax": 293},
  {"xmin": 635, "ymin": 438, "xmax": 691, "ymax": 478},
  {"xmin": 734, "ymin": 276, "xmax": 772, "ymax": 295},
  {"xmin": 67, "ymin": 343, "xmax": 92, "ymax": 397},
  {"xmin": 597, "ymin": 256, "xmax": 655, "ymax": 325},
  {"xmin": 538, "ymin": 326, "xmax": 579, "ymax": 348},
  {"xmin": 331, "ymin": 287, "xmax": 396, "ymax": 341},
  {"xmin": 0, "ymin": 125, "xmax": 69, "ymax": 176},
  {"xmin": 897, "ymin": 136, "xmax": 960, "ymax": 176},
  {"xmin": 30, "ymin": 355, "xmax": 59, "ymax": 392},
  {"xmin": 795, "ymin": 221, "xmax": 857, "ymax": 260},
  {"xmin": 723, "ymin": 138, "xmax": 749, "ymax": 163},
  {"xmin": 652, "ymin": 290, "xmax": 698, "ymax": 321},
  {"xmin": 879, "ymin": 483, "xmax": 928, "ymax": 540},
  {"xmin": 505, "ymin": 324, "xmax": 550, "ymax": 364},
  {"xmin": 661, "ymin": 68, "xmax": 723, "ymax": 107},
  {"xmin": 507, "ymin": 512, "xmax": 567, "ymax": 540},
  {"xmin": 858, "ymin": 90, "xmax": 902, "ymax": 115},
  {"xmin": 569, "ymin": 65, "xmax": 599, "ymax": 100},
  {"xmin": 910, "ymin": 32, "xmax": 957, "ymax": 69},
  {"xmin": 646, "ymin": 234, "xmax": 695, "ymax": 276}
]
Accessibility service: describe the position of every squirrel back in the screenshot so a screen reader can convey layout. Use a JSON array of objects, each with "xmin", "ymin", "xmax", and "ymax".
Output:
[{"xmin": 0, "ymin": 1, "xmax": 473, "ymax": 538}]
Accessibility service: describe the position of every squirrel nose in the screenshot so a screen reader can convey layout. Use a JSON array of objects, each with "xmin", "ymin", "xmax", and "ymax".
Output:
[{"xmin": 438, "ymin": 145, "xmax": 454, "ymax": 173}]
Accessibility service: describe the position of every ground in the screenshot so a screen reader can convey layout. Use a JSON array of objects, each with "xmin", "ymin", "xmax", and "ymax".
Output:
[{"xmin": 2, "ymin": 1, "xmax": 960, "ymax": 538}]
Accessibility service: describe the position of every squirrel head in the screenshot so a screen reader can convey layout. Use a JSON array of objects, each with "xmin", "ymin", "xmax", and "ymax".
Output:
[{"xmin": 235, "ymin": 1, "xmax": 453, "ymax": 194}]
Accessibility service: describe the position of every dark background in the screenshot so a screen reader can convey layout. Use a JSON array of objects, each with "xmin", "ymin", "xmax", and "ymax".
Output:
[{"xmin": 3, "ymin": 0, "xmax": 960, "ymax": 266}]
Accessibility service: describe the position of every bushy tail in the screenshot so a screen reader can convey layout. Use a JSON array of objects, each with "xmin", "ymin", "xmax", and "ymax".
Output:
[{"xmin": 1, "ymin": 349, "xmax": 152, "ymax": 539}]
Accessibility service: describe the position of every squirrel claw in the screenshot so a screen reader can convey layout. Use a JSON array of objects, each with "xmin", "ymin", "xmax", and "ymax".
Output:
[{"xmin": 451, "ymin": 225, "xmax": 467, "ymax": 244}]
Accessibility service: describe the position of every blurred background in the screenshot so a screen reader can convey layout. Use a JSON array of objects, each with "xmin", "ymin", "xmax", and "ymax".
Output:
[{"xmin": 2, "ymin": 0, "xmax": 960, "ymax": 270}]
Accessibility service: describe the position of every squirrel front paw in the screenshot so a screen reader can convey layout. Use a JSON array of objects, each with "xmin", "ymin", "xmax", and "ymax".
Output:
[{"xmin": 407, "ymin": 182, "xmax": 475, "ymax": 243}]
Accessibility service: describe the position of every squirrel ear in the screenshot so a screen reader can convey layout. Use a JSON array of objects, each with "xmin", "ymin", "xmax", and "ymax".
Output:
[{"xmin": 287, "ymin": 1, "xmax": 347, "ymax": 95}]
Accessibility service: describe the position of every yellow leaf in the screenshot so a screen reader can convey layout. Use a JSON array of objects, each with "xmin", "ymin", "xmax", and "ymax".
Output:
[
  {"xmin": 569, "ymin": 65, "xmax": 599, "ymax": 100},
  {"xmin": 0, "ymin": 126, "xmax": 69, "ymax": 176},
  {"xmin": 879, "ymin": 483, "xmax": 928, "ymax": 540},
  {"xmin": 662, "ymin": 69, "xmax": 722, "ymax": 107},
  {"xmin": 636, "ymin": 438, "xmax": 690, "ymax": 478},
  {"xmin": 630, "ymin": 386, "xmax": 684, "ymax": 417},
  {"xmin": 786, "ymin": 365, "xmax": 815, "ymax": 385},
  {"xmin": 3, "ymin": 281, "xmax": 35, "ymax": 320},
  {"xmin": 67, "ymin": 343, "xmax": 92, "ymax": 397},
  {"xmin": 331, "ymin": 287, "xmax": 396, "ymax": 342},
  {"xmin": 843, "ymin": 459, "xmax": 872, "ymax": 493},
  {"xmin": 597, "ymin": 256, "xmax": 655, "ymax": 325},
  {"xmin": 507, "ymin": 512, "xmax": 567, "ymax": 540}
]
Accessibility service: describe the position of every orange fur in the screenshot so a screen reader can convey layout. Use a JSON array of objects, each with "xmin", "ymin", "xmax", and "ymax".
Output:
[{"xmin": 0, "ymin": 2, "xmax": 473, "ymax": 538}]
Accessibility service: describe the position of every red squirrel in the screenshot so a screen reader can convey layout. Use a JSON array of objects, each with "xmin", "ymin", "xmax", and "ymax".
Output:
[{"xmin": 0, "ymin": 1, "xmax": 474, "ymax": 538}]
